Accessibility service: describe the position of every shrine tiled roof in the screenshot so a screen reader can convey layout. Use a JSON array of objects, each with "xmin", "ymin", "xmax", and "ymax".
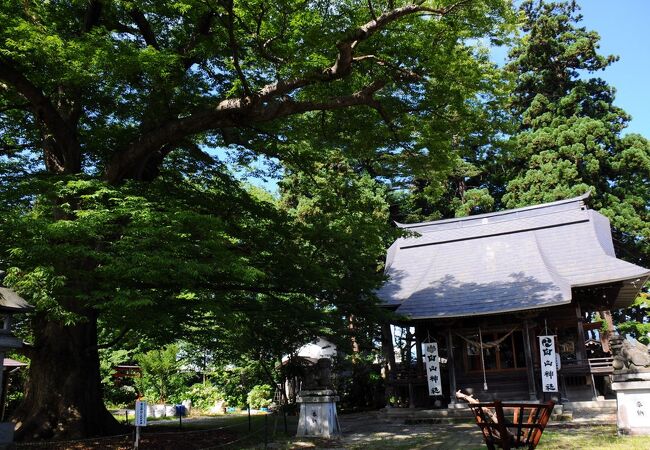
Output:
[{"xmin": 377, "ymin": 193, "xmax": 650, "ymax": 319}]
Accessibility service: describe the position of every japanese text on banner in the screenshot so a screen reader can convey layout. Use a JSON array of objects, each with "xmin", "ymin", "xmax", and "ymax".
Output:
[
  {"xmin": 538, "ymin": 336, "xmax": 558, "ymax": 392},
  {"xmin": 423, "ymin": 342, "xmax": 442, "ymax": 396}
]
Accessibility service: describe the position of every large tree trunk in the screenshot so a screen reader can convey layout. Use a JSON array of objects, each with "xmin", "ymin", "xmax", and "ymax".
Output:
[{"xmin": 12, "ymin": 312, "xmax": 124, "ymax": 441}]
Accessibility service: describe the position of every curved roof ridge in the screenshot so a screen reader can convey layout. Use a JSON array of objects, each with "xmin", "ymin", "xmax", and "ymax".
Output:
[{"xmin": 395, "ymin": 192, "xmax": 591, "ymax": 231}]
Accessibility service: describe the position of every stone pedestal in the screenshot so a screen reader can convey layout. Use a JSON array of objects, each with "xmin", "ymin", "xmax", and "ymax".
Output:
[
  {"xmin": 612, "ymin": 372, "xmax": 650, "ymax": 435},
  {"xmin": 296, "ymin": 389, "xmax": 341, "ymax": 438},
  {"xmin": 0, "ymin": 422, "xmax": 14, "ymax": 449}
]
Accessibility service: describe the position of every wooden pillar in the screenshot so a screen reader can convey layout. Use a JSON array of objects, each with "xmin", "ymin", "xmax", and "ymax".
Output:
[
  {"xmin": 380, "ymin": 323, "xmax": 397, "ymax": 405},
  {"xmin": 523, "ymin": 320, "xmax": 538, "ymax": 401},
  {"xmin": 405, "ymin": 327, "xmax": 415, "ymax": 408},
  {"xmin": 446, "ymin": 328, "xmax": 457, "ymax": 406},
  {"xmin": 575, "ymin": 303, "xmax": 587, "ymax": 362},
  {"xmin": 404, "ymin": 328, "xmax": 413, "ymax": 367},
  {"xmin": 415, "ymin": 325, "xmax": 423, "ymax": 375}
]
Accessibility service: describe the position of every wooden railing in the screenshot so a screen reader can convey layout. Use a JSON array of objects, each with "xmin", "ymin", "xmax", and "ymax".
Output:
[{"xmin": 588, "ymin": 357, "xmax": 614, "ymax": 374}]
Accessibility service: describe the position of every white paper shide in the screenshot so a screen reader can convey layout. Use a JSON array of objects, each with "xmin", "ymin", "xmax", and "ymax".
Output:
[
  {"xmin": 538, "ymin": 335, "xmax": 558, "ymax": 392},
  {"xmin": 423, "ymin": 342, "xmax": 442, "ymax": 396}
]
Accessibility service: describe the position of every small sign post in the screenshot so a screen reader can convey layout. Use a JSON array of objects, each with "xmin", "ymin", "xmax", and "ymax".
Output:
[
  {"xmin": 134, "ymin": 400, "xmax": 147, "ymax": 449},
  {"xmin": 538, "ymin": 336, "xmax": 558, "ymax": 393}
]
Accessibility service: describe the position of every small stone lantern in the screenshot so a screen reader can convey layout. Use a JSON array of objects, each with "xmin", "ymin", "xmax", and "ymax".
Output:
[
  {"xmin": 296, "ymin": 358, "xmax": 341, "ymax": 438},
  {"xmin": 0, "ymin": 276, "xmax": 33, "ymax": 447}
]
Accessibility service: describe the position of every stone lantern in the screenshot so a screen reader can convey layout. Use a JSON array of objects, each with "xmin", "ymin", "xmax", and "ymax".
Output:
[
  {"xmin": 296, "ymin": 358, "xmax": 341, "ymax": 438},
  {"xmin": 0, "ymin": 276, "xmax": 33, "ymax": 447}
]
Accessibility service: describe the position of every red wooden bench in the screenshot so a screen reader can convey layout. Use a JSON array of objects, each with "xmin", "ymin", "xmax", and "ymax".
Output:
[{"xmin": 468, "ymin": 400, "xmax": 555, "ymax": 450}]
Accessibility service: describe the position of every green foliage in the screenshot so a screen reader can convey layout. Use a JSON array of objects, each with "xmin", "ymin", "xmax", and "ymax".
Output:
[
  {"xmin": 185, "ymin": 383, "xmax": 224, "ymax": 410},
  {"xmin": 616, "ymin": 293, "xmax": 650, "ymax": 345},
  {"xmin": 99, "ymin": 349, "xmax": 137, "ymax": 408},
  {"xmin": 246, "ymin": 384, "xmax": 272, "ymax": 409},
  {"xmin": 335, "ymin": 352, "xmax": 385, "ymax": 410},
  {"xmin": 210, "ymin": 363, "xmax": 267, "ymax": 409},
  {"xmin": 136, "ymin": 344, "xmax": 188, "ymax": 404}
]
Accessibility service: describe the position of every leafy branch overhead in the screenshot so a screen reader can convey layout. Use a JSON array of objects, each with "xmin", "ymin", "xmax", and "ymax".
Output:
[{"xmin": 0, "ymin": 0, "xmax": 511, "ymax": 183}]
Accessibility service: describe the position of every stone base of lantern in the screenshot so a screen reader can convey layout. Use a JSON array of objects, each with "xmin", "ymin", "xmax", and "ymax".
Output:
[
  {"xmin": 0, "ymin": 422, "xmax": 14, "ymax": 449},
  {"xmin": 296, "ymin": 389, "xmax": 341, "ymax": 438},
  {"xmin": 612, "ymin": 372, "xmax": 650, "ymax": 435}
]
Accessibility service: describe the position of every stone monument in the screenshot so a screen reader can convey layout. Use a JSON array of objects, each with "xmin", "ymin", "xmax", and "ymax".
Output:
[
  {"xmin": 296, "ymin": 358, "xmax": 341, "ymax": 438},
  {"xmin": 610, "ymin": 335, "xmax": 650, "ymax": 435}
]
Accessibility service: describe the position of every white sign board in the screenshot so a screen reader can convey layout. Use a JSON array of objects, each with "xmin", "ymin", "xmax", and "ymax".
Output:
[
  {"xmin": 423, "ymin": 342, "xmax": 442, "ymax": 396},
  {"xmin": 135, "ymin": 400, "xmax": 148, "ymax": 427},
  {"xmin": 538, "ymin": 336, "xmax": 558, "ymax": 392}
]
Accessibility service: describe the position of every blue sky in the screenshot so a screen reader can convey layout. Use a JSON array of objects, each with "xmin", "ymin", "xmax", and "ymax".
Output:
[
  {"xmin": 493, "ymin": 0, "xmax": 650, "ymax": 138},
  {"xmin": 492, "ymin": 1, "xmax": 650, "ymax": 136},
  {"xmin": 578, "ymin": 0, "xmax": 650, "ymax": 136}
]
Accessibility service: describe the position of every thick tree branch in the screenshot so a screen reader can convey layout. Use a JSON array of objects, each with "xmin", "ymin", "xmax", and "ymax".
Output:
[
  {"xmin": 180, "ymin": 12, "xmax": 216, "ymax": 69},
  {"xmin": 105, "ymin": 1, "xmax": 472, "ymax": 182},
  {"xmin": 129, "ymin": 9, "xmax": 160, "ymax": 49},
  {"xmin": 353, "ymin": 55, "xmax": 423, "ymax": 81},
  {"xmin": 106, "ymin": 80, "xmax": 386, "ymax": 183},
  {"xmin": 224, "ymin": 1, "xmax": 251, "ymax": 96},
  {"xmin": 82, "ymin": 0, "xmax": 103, "ymax": 33},
  {"xmin": 255, "ymin": 0, "xmax": 459, "ymax": 100},
  {"xmin": 0, "ymin": 103, "xmax": 30, "ymax": 113},
  {"xmin": 0, "ymin": 57, "xmax": 80, "ymax": 172},
  {"xmin": 368, "ymin": 0, "xmax": 378, "ymax": 21},
  {"xmin": 93, "ymin": 327, "xmax": 131, "ymax": 350},
  {"xmin": 0, "ymin": 142, "xmax": 34, "ymax": 153}
]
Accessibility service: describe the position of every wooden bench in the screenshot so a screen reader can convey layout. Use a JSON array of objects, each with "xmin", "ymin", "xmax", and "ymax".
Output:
[{"xmin": 468, "ymin": 400, "xmax": 555, "ymax": 450}]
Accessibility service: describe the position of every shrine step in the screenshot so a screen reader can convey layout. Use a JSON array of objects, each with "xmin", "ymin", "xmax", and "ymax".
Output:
[
  {"xmin": 551, "ymin": 410, "xmax": 573, "ymax": 422},
  {"xmin": 562, "ymin": 399, "xmax": 616, "ymax": 412},
  {"xmin": 380, "ymin": 406, "xmax": 475, "ymax": 423},
  {"xmin": 561, "ymin": 399, "xmax": 616, "ymax": 424}
]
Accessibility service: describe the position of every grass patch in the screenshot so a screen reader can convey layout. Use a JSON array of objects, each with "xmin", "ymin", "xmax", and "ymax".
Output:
[{"xmin": 538, "ymin": 426, "xmax": 650, "ymax": 450}]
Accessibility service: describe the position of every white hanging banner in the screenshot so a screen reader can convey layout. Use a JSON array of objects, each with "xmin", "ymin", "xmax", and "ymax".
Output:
[
  {"xmin": 538, "ymin": 336, "xmax": 558, "ymax": 392},
  {"xmin": 423, "ymin": 342, "xmax": 442, "ymax": 396}
]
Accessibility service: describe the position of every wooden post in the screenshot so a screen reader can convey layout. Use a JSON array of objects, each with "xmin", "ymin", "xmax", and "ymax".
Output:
[
  {"xmin": 523, "ymin": 320, "xmax": 538, "ymax": 401},
  {"xmin": 405, "ymin": 327, "xmax": 415, "ymax": 408},
  {"xmin": 381, "ymin": 323, "xmax": 397, "ymax": 405},
  {"xmin": 575, "ymin": 303, "xmax": 587, "ymax": 362},
  {"xmin": 446, "ymin": 328, "xmax": 457, "ymax": 406},
  {"xmin": 415, "ymin": 326, "xmax": 423, "ymax": 375},
  {"xmin": 404, "ymin": 328, "xmax": 413, "ymax": 368}
]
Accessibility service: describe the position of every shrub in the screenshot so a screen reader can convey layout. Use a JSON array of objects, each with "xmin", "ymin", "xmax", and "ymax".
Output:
[
  {"xmin": 186, "ymin": 382, "xmax": 224, "ymax": 410},
  {"xmin": 136, "ymin": 344, "xmax": 189, "ymax": 404},
  {"xmin": 246, "ymin": 384, "xmax": 272, "ymax": 409}
]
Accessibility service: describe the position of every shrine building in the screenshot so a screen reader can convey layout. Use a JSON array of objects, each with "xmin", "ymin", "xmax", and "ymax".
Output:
[{"xmin": 377, "ymin": 193, "xmax": 649, "ymax": 406}]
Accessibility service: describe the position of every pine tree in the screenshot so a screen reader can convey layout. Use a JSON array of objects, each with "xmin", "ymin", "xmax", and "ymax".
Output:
[{"xmin": 502, "ymin": 0, "xmax": 650, "ymax": 340}]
